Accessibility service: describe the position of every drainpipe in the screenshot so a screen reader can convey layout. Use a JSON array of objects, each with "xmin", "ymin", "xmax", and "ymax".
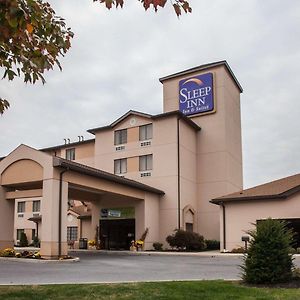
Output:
[
  {"xmin": 177, "ymin": 117, "xmax": 181, "ymax": 230},
  {"xmin": 221, "ymin": 202, "xmax": 226, "ymax": 251},
  {"xmin": 58, "ymin": 169, "xmax": 68, "ymax": 257}
]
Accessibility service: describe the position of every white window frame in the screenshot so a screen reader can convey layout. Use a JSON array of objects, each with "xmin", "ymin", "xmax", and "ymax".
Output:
[
  {"xmin": 114, "ymin": 129, "xmax": 127, "ymax": 145},
  {"xmin": 139, "ymin": 124, "xmax": 153, "ymax": 141},
  {"xmin": 66, "ymin": 148, "xmax": 75, "ymax": 160},
  {"xmin": 17, "ymin": 201, "xmax": 25, "ymax": 213},
  {"xmin": 139, "ymin": 154, "xmax": 153, "ymax": 171},
  {"xmin": 32, "ymin": 200, "xmax": 40, "ymax": 213},
  {"xmin": 114, "ymin": 158, "xmax": 127, "ymax": 174}
]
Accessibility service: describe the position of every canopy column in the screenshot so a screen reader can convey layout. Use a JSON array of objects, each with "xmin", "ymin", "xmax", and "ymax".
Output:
[
  {"xmin": 40, "ymin": 178, "xmax": 68, "ymax": 259},
  {"xmin": 0, "ymin": 186, "xmax": 14, "ymax": 249}
]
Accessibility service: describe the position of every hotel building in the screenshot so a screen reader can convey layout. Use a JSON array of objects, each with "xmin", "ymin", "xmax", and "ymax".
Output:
[{"xmin": 0, "ymin": 61, "xmax": 244, "ymax": 258}]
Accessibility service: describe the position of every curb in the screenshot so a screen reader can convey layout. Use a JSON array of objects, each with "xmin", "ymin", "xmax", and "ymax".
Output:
[
  {"xmin": 69, "ymin": 249, "xmax": 244, "ymax": 257},
  {"xmin": 0, "ymin": 257, "xmax": 80, "ymax": 263}
]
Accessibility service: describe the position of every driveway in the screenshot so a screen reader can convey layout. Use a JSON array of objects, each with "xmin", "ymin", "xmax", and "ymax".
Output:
[{"xmin": 0, "ymin": 251, "xmax": 299, "ymax": 285}]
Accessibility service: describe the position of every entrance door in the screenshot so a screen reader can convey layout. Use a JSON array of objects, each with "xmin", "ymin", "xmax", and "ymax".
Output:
[{"xmin": 100, "ymin": 219, "xmax": 135, "ymax": 250}]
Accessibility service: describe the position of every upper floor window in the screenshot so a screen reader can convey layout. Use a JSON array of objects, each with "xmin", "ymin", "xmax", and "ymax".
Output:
[
  {"xmin": 139, "ymin": 124, "xmax": 152, "ymax": 141},
  {"xmin": 114, "ymin": 129, "xmax": 127, "ymax": 145},
  {"xmin": 139, "ymin": 154, "xmax": 153, "ymax": 171},
  {"xmin": 32, "ymin": 200, "xmax": 40, "ymax": 212},
  {"xmin": 66, "ymin": 148, "xmax": 75, "ymax": 160},
  {"xmin": 17, "ymin": 201, "xmax": 25, "ymax": 213},
  {"xmin": 114, "ymin": 158, "xmax": 127, "ymax": 174}
]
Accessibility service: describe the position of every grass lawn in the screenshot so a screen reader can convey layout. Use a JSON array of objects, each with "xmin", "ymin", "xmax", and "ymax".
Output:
[{"xmin": 1, "ymin": 280, "xmax": 300, "ymax": 300}]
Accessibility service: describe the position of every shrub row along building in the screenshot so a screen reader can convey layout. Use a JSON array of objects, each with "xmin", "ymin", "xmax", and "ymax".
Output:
[{"xmin": 1, "ymin": 60, "xmax": 298, "ymax": 258}]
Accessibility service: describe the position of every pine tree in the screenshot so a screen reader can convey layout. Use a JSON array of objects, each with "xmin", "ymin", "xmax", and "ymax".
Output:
[{"xmin": 242, "ymin": 218, "xmax": 294, "ymax": 284}]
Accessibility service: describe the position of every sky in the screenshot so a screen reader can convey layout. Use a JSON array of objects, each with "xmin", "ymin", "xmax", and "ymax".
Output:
[{"xmin": 1, "ymin": 0, "xmax": 300, "ymax": 188}]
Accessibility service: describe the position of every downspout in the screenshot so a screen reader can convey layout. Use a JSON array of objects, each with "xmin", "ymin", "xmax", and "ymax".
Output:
[
  {"xmin": 221, "ymin": 202, "xmax": 226, "ymax": 251},
  {"xmin": 58, "ymin": 169, "xmax": 68, "ymax": 257},
  {"xmin": 177, "ymin": 117, "xmax": 181, "ymax": 230}
]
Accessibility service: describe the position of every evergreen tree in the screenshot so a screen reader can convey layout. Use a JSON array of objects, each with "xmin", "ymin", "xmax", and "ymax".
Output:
[
  {"xmin": 242, "ymin": 218, "xmax": 294, "ymax": 284},
  {"xmin": 19, "ymin": 232, "xmax": 29, "ymax": 247}
]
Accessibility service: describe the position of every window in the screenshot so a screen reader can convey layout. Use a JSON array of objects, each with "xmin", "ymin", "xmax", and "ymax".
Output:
[
  {"xmin": 32, "ymin": 200, "xmax": 40, "ymax": 212},
  {"xmin": 139, "ymin": 124, "xmax": 153, "ymax": 141},
  {"xmin": 114, "ymin": 129, "xmax": 127, "ymax": 145},
  {"xmin": 16, "ymin": 229, "xmax": 24, "ymax": 240},
  {"xmin": 66, "ymin": 148, "xmax": 75, "ymax": 160},
  {"xmin": 139, "ymin": 154, "xmax": 153, "ymax": 171},
  {"xmin": 67, "ymin": 226, "xmax": 78, "ymax": 241},
  {"xmin": 114, "ymin": 158, "xmax": 127, "ymax": 174},
  {"xmin": 17, "ymin": 201, "xmax": 25, "ymax": 213},
  {"xmin": 186, "ymin": 223, "xmax": 194, "ymax": 232}
]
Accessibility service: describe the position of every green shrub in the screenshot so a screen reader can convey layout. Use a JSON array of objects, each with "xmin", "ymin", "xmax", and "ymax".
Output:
[
  {"xmin": 205, "ymin": 240, "xmax": 220, "ymax": 250},
  {"xmin": 166, "ymin": 229, "xmax": 206, "ymax": 251},
  {"xmin": 153, "ymin": 242, "xmax": 163, "ymax": 251},
  {"xmin": 242, "ymin": 218, "xmax": 294, "ymax": 284},
  {"xmin": 292, "ymin": 267, "xmax": 300, "ymax": 280},
  {"xmin": 19, "ymin": 232, "xmax": 29, "ymax": 247}
]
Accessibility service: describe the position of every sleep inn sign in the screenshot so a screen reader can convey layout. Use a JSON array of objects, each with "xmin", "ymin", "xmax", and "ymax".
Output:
[{"xmin": 179, "ymin": 72, "xmax": 214, "ymax": 116}]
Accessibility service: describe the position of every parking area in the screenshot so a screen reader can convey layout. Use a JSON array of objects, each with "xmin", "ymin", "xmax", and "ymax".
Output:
[{"xmin": 1, "ymin": 251, "xmax": 299, "ymax": 285}]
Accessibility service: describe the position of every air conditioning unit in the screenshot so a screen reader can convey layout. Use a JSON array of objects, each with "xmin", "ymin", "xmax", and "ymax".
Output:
[
  {"xmin": 33, "ymin": 213, "xmax": 40, "ymax": 217},
  {"xmin": 115, "ymin": 145, "xmax": 125, "ymax": 151},
  {"xmin": 140, "ymin": 141, "xmax": 151, "ymax": 147},
  {"xmin": 17, "ymin": 214, "xmax": 24, "ymax": 218},
  {"xmin": 141, "ymin": 172, "xmax": 151, "ymax": 177}
]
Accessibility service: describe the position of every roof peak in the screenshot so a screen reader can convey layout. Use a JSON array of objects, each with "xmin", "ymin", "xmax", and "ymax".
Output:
[{"xmin": 159, "ymin": 60, "xmax": 243, "ymax": 93}]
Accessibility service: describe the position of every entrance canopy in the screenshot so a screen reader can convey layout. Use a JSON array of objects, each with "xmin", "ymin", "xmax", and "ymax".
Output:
[{"xmin": 0, "ymin": 144, "xmax": 164, "ymax": 258}]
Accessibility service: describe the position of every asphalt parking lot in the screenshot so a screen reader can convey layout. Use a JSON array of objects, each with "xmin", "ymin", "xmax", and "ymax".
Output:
[{"xmin": 0, "ymin": 251, "xmax": 299, "ymax": 285}]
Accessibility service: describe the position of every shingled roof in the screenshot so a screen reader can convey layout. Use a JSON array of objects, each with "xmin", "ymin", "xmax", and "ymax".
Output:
[{"xmin": 211, "ymin": 173, "xmax": 300, "ymax": 204}]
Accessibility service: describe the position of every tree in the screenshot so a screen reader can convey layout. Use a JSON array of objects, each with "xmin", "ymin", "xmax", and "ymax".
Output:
[
  {"xmin": 19, "ymin": 231, "xmax": 29, "ymax": 247},
  {"xmin": 242, "ymin": 218, "xmax": 294, "ymax": 284},
  {"xmin": 0, "ymin": 0, "xmax": 191, "ymax": 114}
]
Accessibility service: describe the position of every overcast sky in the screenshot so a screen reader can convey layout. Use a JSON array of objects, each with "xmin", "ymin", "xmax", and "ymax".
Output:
[{"xmin": 1, "ymin": 0, "xmax": 300, "ymax": 188}]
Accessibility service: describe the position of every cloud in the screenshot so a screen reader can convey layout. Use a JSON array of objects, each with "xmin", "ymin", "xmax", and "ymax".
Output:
[{"xmin": 1, "ymin": 0, "xmax": 300, "ymax": 188}]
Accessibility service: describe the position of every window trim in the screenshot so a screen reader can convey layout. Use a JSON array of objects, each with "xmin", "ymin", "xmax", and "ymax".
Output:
[
  {"xmin": 139, "ymin": 124, "xmax": 153, "ymax": 141},
  {"xmin": 114, "ymin": 158, "xmax": 127, "ymax": 174},
  {"xmin": 16, "ymin": 229, "xmax": 24, "ymax": 241},
  {"xmin": 114, "ymin": 129, "xmax": 127, "ymax": 145},
  {"xmin": 139, "ymin": 154, "xmax": 153, "ymax": 172},
  {"xmin": 17, "ymin": 201, "xmax": 25, "ymax": 213},
  {"xmin": 66, "ymin": 148, "xmax": 76, "ymax": 160},
  {"xmin": 67, "ymin": 226, "xmax": 78, "ymax": 241},
  {"xmin": 32, "ymin": 200, "xmax": 40, "ymax": 213}
]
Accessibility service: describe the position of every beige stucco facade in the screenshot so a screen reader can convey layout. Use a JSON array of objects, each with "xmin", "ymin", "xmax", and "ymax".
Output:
[
  {"xmin": 217, "ymin": 194, "xmax": 300, "ymax": 251},
  {"xmin": 0, "ymin": 61, "xmax": 245, "ymax": 257}
]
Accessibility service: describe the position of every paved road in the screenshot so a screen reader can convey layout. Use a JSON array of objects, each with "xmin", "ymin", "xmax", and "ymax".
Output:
[{"xmin": 0, "ymin": 252, "xmax": 299, "ymax": 285}]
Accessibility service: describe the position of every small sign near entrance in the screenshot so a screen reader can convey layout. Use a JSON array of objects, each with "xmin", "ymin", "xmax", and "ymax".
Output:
[
  {"xmin": 179, "ymin": 72, "xmax": 214, "ymax": 116},
  {"xmin": 100, "ymin": 207, "xmax": 135, "ymax": 219},
  {"xmin": 108, "ymin": 210, "xmax": 121, "ymax": 218}
]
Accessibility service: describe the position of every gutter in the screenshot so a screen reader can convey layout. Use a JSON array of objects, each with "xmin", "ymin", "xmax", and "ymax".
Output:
[
  {"xmin": 221, "ymin": 202, "xmax": 226, "ymax": 252},
  {"xmin": 177, "ymin": 117, "xmax": 181, "ymax": 230}
]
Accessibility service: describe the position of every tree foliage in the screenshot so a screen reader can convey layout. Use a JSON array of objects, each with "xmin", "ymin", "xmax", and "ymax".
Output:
[
  {"xmin": 0, "ymin": 0, "xmax": 73, "ymax": 114},
  {"xmin": 0, "ymin": 0, "xmax": 191, "ymax": 114},
  {"xmin": 242, "ymin": 218, "xmax": 294, "ymax": 284},
  {"xmin": 19, "ymin": 231, "xmax": 29, "ymax": 247},
  {"xmin": 94, "ymin": 0, "xmax": 192, "ymax": 16}
]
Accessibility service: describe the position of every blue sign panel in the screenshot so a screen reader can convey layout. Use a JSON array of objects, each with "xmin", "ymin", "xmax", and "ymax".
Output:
[{"xmin": 179, "ymin": 72, "xmax": 214, "ymax": 116}]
